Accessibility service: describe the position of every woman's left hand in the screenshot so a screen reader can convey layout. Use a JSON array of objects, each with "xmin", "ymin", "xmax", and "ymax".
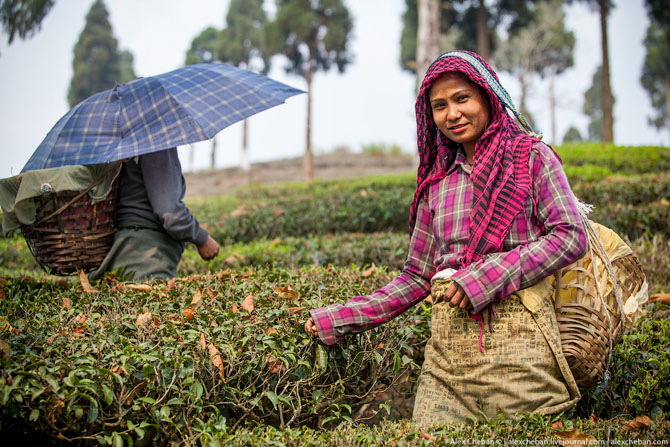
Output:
[{"xmin": 445, "ymin": 282, "xmax": 472, "ymax": 311}]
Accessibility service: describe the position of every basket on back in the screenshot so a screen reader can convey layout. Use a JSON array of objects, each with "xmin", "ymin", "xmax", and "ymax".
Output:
[
  {"xmin": 553, "ymin": 220, "xmax": 648, "ymax": 389},
  {"xmin": 0, "ymin": 163, "xmax": 121, "ymax": 276},
  {"xmin": 22, "ymin": 177, "xmax": 119, "ymax": 275}
]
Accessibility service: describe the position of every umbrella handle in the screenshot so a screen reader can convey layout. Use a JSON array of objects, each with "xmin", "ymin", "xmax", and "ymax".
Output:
[{"xmin": 35, "ymin": 166, "xmax": 120, "ymax": 226}]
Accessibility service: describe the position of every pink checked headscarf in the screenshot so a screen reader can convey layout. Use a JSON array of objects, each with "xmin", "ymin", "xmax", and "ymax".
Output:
[{"xmin": 409, "ymin": 50, "xmax": 550, "ymax": 268}]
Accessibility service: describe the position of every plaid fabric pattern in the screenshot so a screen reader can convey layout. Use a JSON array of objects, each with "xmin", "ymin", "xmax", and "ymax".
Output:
[
  {"xmin": 310, "ymin": 143, "xmax": 586, "ymax": 345},
  {"xmin": 22, "ymin": 63, "xmax": 303, "ymax": 172},
  {"xmin": 409, "ymin": 51, "xmax": 558, "ymax": 269}
]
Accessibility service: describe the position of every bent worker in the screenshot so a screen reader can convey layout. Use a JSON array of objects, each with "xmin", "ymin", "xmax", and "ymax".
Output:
[
  {"xmin": 304, "ymin": 51, "xmax": 587, "ymax": 424},
  {"xmin": 89, "ymin": 147, "xmax": 219, "ymax": 281}
]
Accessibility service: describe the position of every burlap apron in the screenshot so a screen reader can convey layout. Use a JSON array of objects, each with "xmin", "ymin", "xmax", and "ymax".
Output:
[
  {"xmin": 88, "ymin": 226, "xmax": 184, "ymax": 282},
  {"xmin": 413, "ymin": 277, "xmax": 581, "ymax": 425}
]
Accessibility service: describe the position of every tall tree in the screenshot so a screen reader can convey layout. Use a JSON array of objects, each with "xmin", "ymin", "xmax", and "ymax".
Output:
[
  {"xmin": 68, "ymin": 0, "xmax": 135, "ymax": 107},
  {"xmin": 219, "ymin": 0, "xmax": 270, "ymax": 172},
  {"xmin": 400, "ymin": 0, "xmax": 418, "ymax": 73},
  {"xmin": 584, "ymin": 65, "xmax": 608, "ymax": 141},
  {"xmin": 567, "ymin": 0, "xmax": 615, "ymax": 142},
  {"xmin": 416, "ymin": 0, "xmax": 441, "ymax": 81},
  {"xmin": 268, "ymin": 0, "xmax": 353, "ymax": 181},
  {"xmin": 641, "ymin": 1, "xmax": 670, "ymax": 138},
  {"xmin": 496, "ymin": 0, "xmax": 574, "ymax": 143},
  {"xmin": 0, "ymin": 0, "xmax": 54, "ymax": 53}
]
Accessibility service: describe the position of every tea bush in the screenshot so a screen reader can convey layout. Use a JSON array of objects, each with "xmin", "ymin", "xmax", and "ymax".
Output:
[
  {"xmin": 191, "ymin": 413, "xmax": 669, "ymax": 447},
  {"xmin": 577, "ymin": 303, "xmax": 670, "ymax": 420},
  {"xmin": 188, "ymin": 176, "xmax": 415, "ymax": 244},
  {"xmin": 179, "ymin": 232, "xmax": 408, "ymax": 275},
  {"xmin": 557, "ymin": 144, "xmax": 670, "ymax": 174},
  {"xmin": 0, "ymin": 267, "xmax": 430, "ymax": 445},
  {"xmin": 571, "ymin": 173, "xmax": 670, "ymax": 208}
]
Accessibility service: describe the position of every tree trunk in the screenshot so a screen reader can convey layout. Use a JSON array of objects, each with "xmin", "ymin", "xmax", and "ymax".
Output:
[
  {"xmin": 210, "ymin": 136, "xmax": 217, "ymax": 170},
  {"xmin": 476, "ymin": 0, "xmax": 490, "ymax": 60},
  {"xmin": 519, "ymin": 71, "xmax": 530, "ymax": 124},
  {"xmin": 599, "ymin": 0, "xmax": 614, "ymax": 143},
  {"xmin": 416, "ymin": 0, "xmax": 441, "ymax": 82},
  {"xmin": 241, "ymin": 119, "xmax": 250, "ymax": 172},
  {"xmin": 549, "ymin": 68, "xmax": 557, "ymax": 145},
  {"xmin": 665, "ymin": 74, "xmax": 670, "ymax": 142},
  {"xmin": 303, "ymin": 60, "xmax": 314, "ymax": 181},
  {"xmin": 189, "ymin": 144, "xmax": 195, "ymax": 173}
]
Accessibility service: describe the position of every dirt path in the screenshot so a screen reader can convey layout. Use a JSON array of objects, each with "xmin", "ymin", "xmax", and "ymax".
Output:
[{"xmin": 183, "ymin": 152, "xmax": 418, "ymax": 198}]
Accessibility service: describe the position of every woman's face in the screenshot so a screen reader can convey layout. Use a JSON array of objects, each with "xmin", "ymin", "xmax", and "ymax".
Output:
[{"xmin": 428, "ymin": 72, "xmax": 491, "ymax": 157}]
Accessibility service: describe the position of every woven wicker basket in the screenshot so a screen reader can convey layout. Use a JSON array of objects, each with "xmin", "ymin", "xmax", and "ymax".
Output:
[
  {"xmin": 553, "ymin": 248, "xmax": 646, "ymax": 389},
  {"xmin": 21, "ymin": 173, "xmax": 119, "ymax": 276}
]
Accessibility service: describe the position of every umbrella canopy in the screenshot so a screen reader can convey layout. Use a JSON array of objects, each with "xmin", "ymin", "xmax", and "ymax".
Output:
[{"xmin": 22, "ymin": 63, "xmax": 303, "ymax": 173}]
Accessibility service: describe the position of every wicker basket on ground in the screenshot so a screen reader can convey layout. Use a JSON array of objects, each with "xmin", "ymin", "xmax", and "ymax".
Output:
[
  {"xmin": 553, "ymin": 220, "xmax": 648, "ymax": 389},
  {"xmin": 21, "ymin": 171, "xmax": 119, "ymax": 276}
]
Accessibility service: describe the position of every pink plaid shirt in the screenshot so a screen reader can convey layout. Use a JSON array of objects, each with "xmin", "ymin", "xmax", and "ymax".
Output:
[{"xmin": 310, "ymin": 143, "xmax": 587, "ymax": 345}]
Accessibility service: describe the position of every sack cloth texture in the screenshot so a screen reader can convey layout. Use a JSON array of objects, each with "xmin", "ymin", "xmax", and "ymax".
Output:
[{"xmin": 413, "ymin": 277, "xmax": 581, "ymax": 425}]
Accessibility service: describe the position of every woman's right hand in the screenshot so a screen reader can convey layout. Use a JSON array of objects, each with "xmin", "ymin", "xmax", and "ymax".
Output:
[
  {"xmin": 445, "ymin": 282, "xmax": 472, "ymax": 311},
  {"xmin": 304, "ymin": 317, "xmax": 319, "ymax": 338}
]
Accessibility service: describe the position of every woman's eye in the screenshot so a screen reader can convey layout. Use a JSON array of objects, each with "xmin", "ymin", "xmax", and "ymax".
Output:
[{"xmin": 457, "ymin": 95, "xmax": 469, "ymax": 102}]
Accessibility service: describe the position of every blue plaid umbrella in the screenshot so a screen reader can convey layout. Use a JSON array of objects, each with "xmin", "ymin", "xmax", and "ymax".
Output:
[{"xmin": 22, "ymin": 63, "xmax": 303, "ymax": 172}]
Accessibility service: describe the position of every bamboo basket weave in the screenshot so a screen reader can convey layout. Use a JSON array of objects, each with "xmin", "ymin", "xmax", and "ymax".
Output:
[
  {"xmin": 553, "ymin": 221, "xmax": 647, "ymax": 389},
  {"xmin": 21, "ymin": 171, "xmax": 119, "ymax": 276}
]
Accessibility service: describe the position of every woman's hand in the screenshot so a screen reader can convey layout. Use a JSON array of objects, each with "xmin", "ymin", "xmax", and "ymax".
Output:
[
  {"xmin": 445, "ymin": 282, "xmax": 472, "ymax": 311},
  {"xmin": 304, "ymin": 317, "xmax": 319, "ymax": 338}
]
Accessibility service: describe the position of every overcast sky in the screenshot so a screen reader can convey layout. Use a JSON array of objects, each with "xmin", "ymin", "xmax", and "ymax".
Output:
[{"xmin": 0, "ymin": 0, "xmax": 666, "ymax": 179}]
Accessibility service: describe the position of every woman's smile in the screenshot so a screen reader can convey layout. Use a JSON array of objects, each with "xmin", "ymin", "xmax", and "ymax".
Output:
[{"xmin": 449, "ymin": 123, "xmax": 469, "ymax": 133}]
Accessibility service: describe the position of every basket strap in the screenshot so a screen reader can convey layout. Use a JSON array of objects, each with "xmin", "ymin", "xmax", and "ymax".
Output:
[{"xmin": 35, "ymin": 167, "xmax": 119, "ymax": 226}]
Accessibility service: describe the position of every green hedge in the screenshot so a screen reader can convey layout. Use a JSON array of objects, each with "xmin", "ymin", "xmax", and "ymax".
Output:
[
  {"xmin": 189, "ymin": 177, "xmax": 415, "ymax": 245},
  {"xmin": 190, "ymin": 413, "xmax": 670, "ymax": 447},
  {"xmin": 179, "ymin": 232, "xmax": 408, "ymax": 275},
  {"xmin": 1, "ymin": 267, "xmax": 668, "ymax": 446},
  {"xmin": 572, "ymin": 173, "xmax": 670, "ymax": 207},
  {"xmin": 577, "ymin": 304, "xmax": 670, "ymax": 420},
  {"xmin": 3, "ymin": 228, "xmax": 667, "ymax": 295},
  {"xmin": 557, "ymin": 143, "xmax": 670, "ymax": 174},
  {"xmin": 0, "ymin": 267, "xmax": 429, "ymax": 445},
  {"xmin": 590, "ymin": 200, "xmax": 670, "ymax": 241}
]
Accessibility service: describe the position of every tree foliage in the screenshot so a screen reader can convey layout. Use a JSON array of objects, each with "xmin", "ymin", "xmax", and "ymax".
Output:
[
  {"xmin": 400, "ymin": 0, "xmax": 417, "ymax": 73},
  {"xmin": 496, "ymin": 0, "xmax": 574, "ymax": 139},
  {"xmin": 219, "ymin": 0, "xmax": 270, "ymax": 74},
  {"xmin": 268, "ymin": 0, "xmax": 352, "ymax": 79},
  {"xmin": 0, "ymin": 0, "xmax": 54, "ymax": 49},
  {"xmin": 67, "ymin": 0, "xmax": 135, "ymax": 107},
  {"xmin": 185, "ymin": 26, "xmax": 221, "ymax": 65},
  {"xmin": 640, "ymin": 9, "xmax": 670, "ymax": 133},
  {"xmin": 584, "ymin": 65, "xmax": 608, "ymax": 141},
  {"xmin": 267, "ymin": 0, "xmax": 353, "ymax": 180},
  {"xmin": 563, "ymin": 125, "xmax": 583, "ymax": 143},
  {"xmin": 399, "ymin": 0, "xmax": 537, "ymax": 77}
]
